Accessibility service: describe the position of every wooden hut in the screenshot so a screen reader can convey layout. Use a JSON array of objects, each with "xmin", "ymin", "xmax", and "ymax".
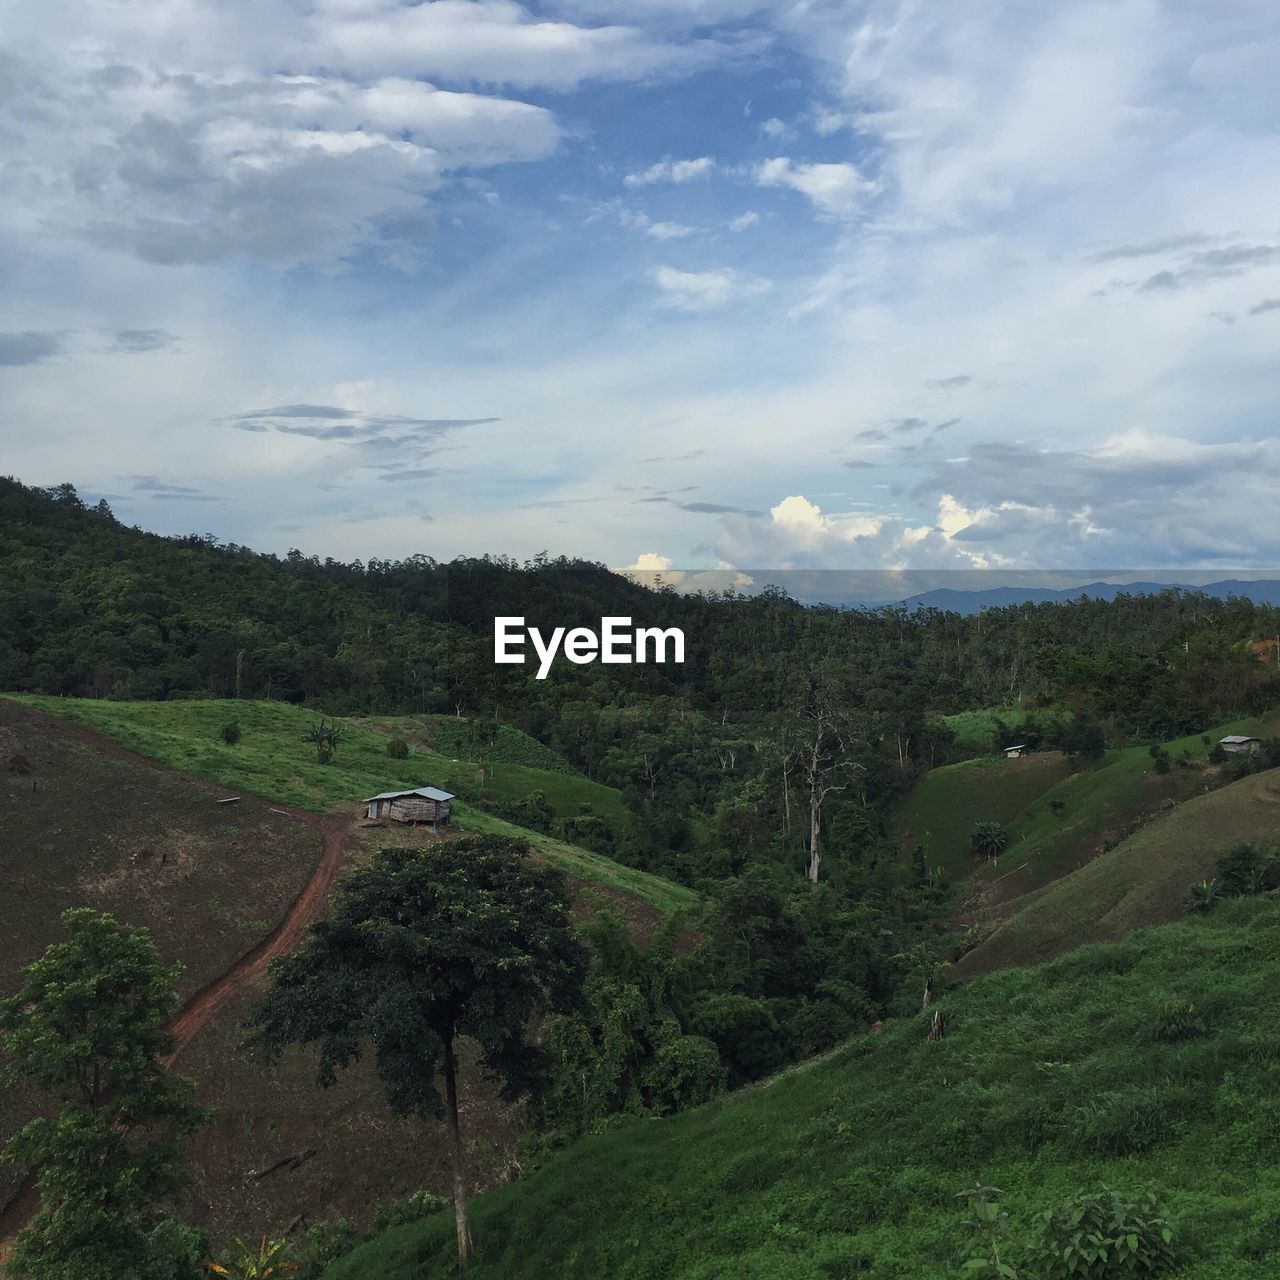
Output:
[{"xmin": 363, "ymin": 786, "xmax": 455, "ymax": 829}]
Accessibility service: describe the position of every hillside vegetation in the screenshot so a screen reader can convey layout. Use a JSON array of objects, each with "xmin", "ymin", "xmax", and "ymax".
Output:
[
  {"xmin": 901, "ymin": 711, "xmax": 1280, "ymax": 889},
  {"xmin": 955, "ymin": 767, "xmax": 1280, "ymax": 978},
  {"xmin": 5, "ymin": 696, "xmax": 692, "ymax": 916},
  {"xmin": 326, "ymin": 899, "xmax": 1280, "ymax": 1280}
]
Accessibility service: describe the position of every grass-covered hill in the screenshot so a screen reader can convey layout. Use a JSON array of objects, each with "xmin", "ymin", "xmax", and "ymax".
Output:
[
  {"xmin": 955, "ymin": 767, "xmax": 1280, "ymax": 979},
  {"xmin": 899, "ymin": 711, "xmax": 1280, "ymax": 891},
  {"xmin": 6, "ymin": 695, "xmax": 692, "ymax": 916},
  {"xmin": 325, "ymin": 898, "xmax": 1280, "ymax": 1280}
]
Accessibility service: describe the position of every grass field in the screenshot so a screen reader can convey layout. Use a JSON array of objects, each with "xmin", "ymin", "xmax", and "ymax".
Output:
[
  {"xmin": 954, "ymin": 766, "xmax": 1280, "ymax": 978},
  {"xmin": 5, "ymin": 696, "xmax": 694, "ymax": 916},
  {"xmin": 325, "ymin": 897, "xmax": 1280, "ymax": 1279},
  {"xmin": 350, "ymin": 713, "xmax": 577, "ymax": 775},
  {"xmin": 942, "ymin": 704, "xmax": 1065, "ymax": 755}
]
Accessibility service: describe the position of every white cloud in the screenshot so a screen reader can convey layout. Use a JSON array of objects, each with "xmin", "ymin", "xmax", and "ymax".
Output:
[
  {"xmin": 728, "ymin": 211, "xmax": 760, "ymax": 231},
  {"xmin": 652, "ymin": 265, "xmax": 771, "ymax": 310},
  {"xmin": 624, "ymin": 156, "xmax": 715, "ymax": 187},
  {"xmin": 314, "ymin": 0, "xmax": 721, "ymax": 89},
  {"xmin": 611, "ymin": 205, "xmax": 696, "ymax": 239},
  {"xmin": 754, "ymin": 157, "xmax": 876, "ymax": 218}
]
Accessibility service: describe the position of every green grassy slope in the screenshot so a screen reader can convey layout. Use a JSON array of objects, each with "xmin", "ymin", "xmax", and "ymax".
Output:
[
  {"xmin": 352, "ymin": 714, "xmax": 576, "ymax": 775},
  {"xmin": 350, "ymin": 713, "xmax": 628, "ymax": 831},
  {"xmin": 328, "ymin": 899, "xmax": 1280, "ymax": 1280},
  {"xmin": 954, "ymin": 767, "xmax": 1280, "ymax": 979},
  {"xmin": 901, "ymin": 712, "xmax": 1280, "ymax": 889},
  {"xmin": 942, "ymin": 704, "xmax": 1063, "ymax": 755},
  {"xmin": 898, "ymin": 751, "xmax": 1071, "ymax": 879},
  {"xmin": 5, "ymin": 696, "xmax": 693, "ymax": 916}
]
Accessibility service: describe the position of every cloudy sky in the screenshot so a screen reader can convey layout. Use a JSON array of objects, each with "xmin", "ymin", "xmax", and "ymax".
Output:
[{"xmin": 2, "ymin": 0, "xmax": 1279, "ymax": 573}]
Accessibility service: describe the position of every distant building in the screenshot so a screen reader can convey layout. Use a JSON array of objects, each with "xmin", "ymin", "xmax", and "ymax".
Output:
[
  {"xmin": 1219, "ymin": 735, "xmax": 1261, "ymax": 755},
  {"xmin": 363, "ymin": 786, "xmax": 455, "ymax": 828},
  {"xmin": 1003, "ymin": 743, "xmax": 1028, "ymax": 759}
]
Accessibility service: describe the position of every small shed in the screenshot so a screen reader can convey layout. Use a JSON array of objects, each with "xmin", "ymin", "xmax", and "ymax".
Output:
[
  {"xmin": 363, "ymin": 786, "xmax": 455, "ymax": 828},
  {"xmin": 1003, "ymin": 743, "xmax": 1028, "ymax": 759},
  {"xmin": 1220, "ymin": 735, "xmax": 1260, "ymax": 755}
]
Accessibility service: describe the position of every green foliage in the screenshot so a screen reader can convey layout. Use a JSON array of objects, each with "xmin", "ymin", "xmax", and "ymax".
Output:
[
  {"xmin": 385, "ymin": 737, "xmax": 409, "ymax": 759},
  {"xmin": 370, "ymin": 1190, "xmax": 450, "ymax": 1233},
  {"xmin": 957, "ymin": 1184, "xmax": 1022, "ymax": 1279},
  {"xmin": 302, "ymin": 718, "xmax": 345, "ymax": 764},
  {"xmin": 0, "ymin": 909, "xmax": 210, "ymax": 1280},
  {"xmin": 970, "ymin": 820, "xmax": 1011, "ymax": 861},
  {"xmin": 1187, "ymin": 879, "xmax": 1221, "ymax": 915},
  {"xmin": 221, "ymin": 720, "xmax": 241, "ymax": 746},
  {"xmin": 512, "ymin": 789, "xmax": 556, "ymax": 834},
  {"xmin": 245, "ymin": 837, "xmax": 588, "ymax": 1266},
  {"xmin": 537, "ymin": 909, "xmax": 723, "ymax": 1140},
  {"xmin": 1215, "ymin": 841, "xmax": 1277, "ymax": 897},
  {"xmin": 323, "ymin": 900, "xmax": 1280, "ymax": 1280},
  {"xmin": 1024, "ymin": 1188, "xmax": 1178, "ymax": 1278},
  {"xmin": 246, "ymin": 836, "xmax": 588, "ymax": 1117},
  {"xmin": 1188, "ymin": 844, "xmax": 1278, "ymax": 915},
  {"xmin": 299, "ymin": 1219, "xmax": 363, "ymax": 1280},
  {"xmin": 207, "ymin": 1236, "xmax": 299, "ymax": 1278},
  {"xmin": 1152, "ymin": 998, "xmax": 1206, "ymax": 1043}
]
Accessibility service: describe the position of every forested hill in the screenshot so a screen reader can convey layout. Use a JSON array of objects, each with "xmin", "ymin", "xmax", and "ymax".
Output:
[
  {"xmin": 6, "ymin": 472, "xmax": 1280, "ymax": 872},
  {"xmin": 5, "ymin": 476, "xmax": 1279, "ymax": 728}
]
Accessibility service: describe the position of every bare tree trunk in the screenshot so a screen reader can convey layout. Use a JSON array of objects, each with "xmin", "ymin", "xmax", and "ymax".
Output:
[
  {"xmin": 807, "ymin": 784, "xmax": 821, "ymax": 883},
  {"xmin": 781, "ymin": 761, "xmax": 792, "ymax": 835},
  {"xmin": 443, "ymin": 1037, "xmax": 474, "ymax": 1271}
]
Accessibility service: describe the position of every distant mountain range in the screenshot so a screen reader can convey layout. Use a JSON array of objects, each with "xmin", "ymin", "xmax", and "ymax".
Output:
[{"xmin": 898, "ymin": 579, "xmax": 1280, "ymax": 615}]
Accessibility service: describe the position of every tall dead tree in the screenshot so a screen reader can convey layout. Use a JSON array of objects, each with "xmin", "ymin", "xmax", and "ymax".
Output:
[{"xmin": 791, "ymin": 671, "xmax": 863, "ymax": 885}]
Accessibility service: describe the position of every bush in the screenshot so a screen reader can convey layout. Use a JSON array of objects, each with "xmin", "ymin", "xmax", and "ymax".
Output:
[
  {"xmin": 1049, "ymin": 797, "xmax": 1067, "ymax": 815},
  {"xmin": 1024, "ymin": 1187, "xmax": 1178, "ymax": 1278},
  {"xmin": 1216, "ymin": 842, "xmax": 1277, "ymax": 897},
  {"xmin": 1069, "ymin": 1088, "xmax": 1172, "ymax": 1156},
  {"xmin": 513, "ymin": 789, "xmax": 556, "ymax": 834},
  {"xmin": 220, "ymin": 721, "xmax": 241, "ymax": 746},
  {"xmin": 1152, "ymin": 998, "xmax": 1206, "ymax": 1043},
  {"xmin": 301, "ymin": 1218, "xmax": 364, "ymax": 1279},
  {"xmin": 371, "ymin": 1190, "xmax": 449, "ymax": 1234},
  {"xmin": 1187, "ymin": 878, "xmax": 1221, "ymax": 915},
  {"xmin": 970, "ymin": 820, "xmax": 1010, "ymax": 861},
  {"xmin": 387, "ymin": 738, "xmax": 410, "ymax": 759}
]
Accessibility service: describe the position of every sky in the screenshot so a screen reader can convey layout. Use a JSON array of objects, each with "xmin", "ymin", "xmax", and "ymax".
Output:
[{"xmin": 2, "ymin": 0, "xmax": 1279, "ymax": 575}]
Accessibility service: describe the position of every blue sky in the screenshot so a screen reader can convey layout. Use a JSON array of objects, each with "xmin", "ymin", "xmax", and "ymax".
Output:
[{"xmin": 2, "ymin": 0, "xmax": 1280, "ymax": 574}]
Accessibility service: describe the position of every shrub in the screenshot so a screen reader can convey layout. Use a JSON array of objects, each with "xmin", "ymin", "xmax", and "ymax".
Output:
[
  {"xmin": 371, "ymin": 1190, "xmax": 449, "ymax": 1234},
  {"xmin": 1152, "ymin": 998, "xmax": 1206, "ymax": 1043},
  {"xmin": 513, "ymin": 789, "xmax": 556, "ymax": 834},
  {"xmin": 1187, "ymin": 878, "xmax": 1221, "ymax": 915},
  {"xmin": 386, "ymin": 738, "xmax": 410, "ymax": 759},
  {"xmin": 1069, "ymin": 1088, "xmax": 1171, "ymax": 1156},
  {"xmin": 300, "ymin": 1218, "xmax": 363, "ymax": 1279},
  {"xmin": 1024, "ymin": 1187, "xmax": 1178, "ymax": 1278},
  {"xmin": 220, "ymin": 721, "xmax": 241, "ymax": 746},
  {"xmin": 970, "ymin": 821, "xmax": 1010, "ymax": 862},
  {"xmin": 1216, "ymin": 842, "xmax": 1277, "ymax": 897},
  {"xmin": 1049, "ymin": 797, "xmax": 1067, "ymax": 815}
]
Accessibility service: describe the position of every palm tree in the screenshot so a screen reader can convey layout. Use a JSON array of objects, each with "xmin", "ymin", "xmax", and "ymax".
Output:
[
  {"xmin": 206, "ymin": 1237, "xmax": 299, "ymax": 1279},
  {"xmin": 969, "ymin": 821, "xmax": 1010, "ymax": 863}
]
